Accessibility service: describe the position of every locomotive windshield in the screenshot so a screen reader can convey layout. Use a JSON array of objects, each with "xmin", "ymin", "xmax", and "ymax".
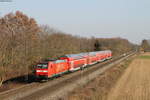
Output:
[{"xmin": 37, "ymin": 63, "xmax": 48, "ymax": 69}]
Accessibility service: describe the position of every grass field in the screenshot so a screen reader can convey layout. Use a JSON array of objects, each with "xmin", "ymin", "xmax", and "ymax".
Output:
[
  {"xmin": 107, "ymin": 53, "xmax": 150, "ymax": 100},
  {"xmin": 139, "ymin": 55, "xmax": 150, "ymax": 59}
]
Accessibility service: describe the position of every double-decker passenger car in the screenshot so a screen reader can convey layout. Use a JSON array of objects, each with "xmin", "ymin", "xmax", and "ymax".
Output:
[{"xmin": 59, "ymin": 54, "xmax": 87, "ymax": 71}]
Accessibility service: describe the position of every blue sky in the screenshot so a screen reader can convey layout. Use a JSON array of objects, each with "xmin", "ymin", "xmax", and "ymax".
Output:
[{"xmin": 0, "ymin": 0, "xmax": 150, "ymax": 44}]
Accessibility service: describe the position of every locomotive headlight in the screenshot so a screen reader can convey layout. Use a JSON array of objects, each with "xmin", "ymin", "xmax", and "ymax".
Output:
[
  {"xmin": 36, "ymin": 70, "xmax": 42, "ymax": 72},
  {"xmin": 36, "ymin": 70, "xmax": 48, "ymax": 72},
  {"xmin": 43, "ymin": 70, "xmax": 48, "ymax": 72}
]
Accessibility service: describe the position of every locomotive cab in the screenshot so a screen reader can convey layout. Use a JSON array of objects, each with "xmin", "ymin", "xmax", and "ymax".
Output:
[
  {"xmin": 35, "ymin": 62, "xmax": 49, "ymax": 79},
  {"xmin": 35, "ymin": 59, "xmax": 70, "ymax": 80}
]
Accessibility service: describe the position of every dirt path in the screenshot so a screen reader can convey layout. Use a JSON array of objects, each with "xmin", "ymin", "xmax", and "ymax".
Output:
[{"xmin": 107, "ymin": 54, "xmax": 150, "ymax": 100}]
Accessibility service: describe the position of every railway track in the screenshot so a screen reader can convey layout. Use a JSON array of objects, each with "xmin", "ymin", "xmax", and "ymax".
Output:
[{"xmin": 0, "ymin": 52, "xmax": 136, "ymax": 100}]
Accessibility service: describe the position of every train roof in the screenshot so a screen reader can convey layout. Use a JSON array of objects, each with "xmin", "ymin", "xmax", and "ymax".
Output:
[
  {"xmin": 60, "ymin": 50, "xmax": 112, "ymax": 59},
  {"xmin": 39, "ymin": 59, "xmax": 66, "ymax": 64},
  {"xmin": 60, "ymin": 53, "xmax": 86, "ymax": 59}
]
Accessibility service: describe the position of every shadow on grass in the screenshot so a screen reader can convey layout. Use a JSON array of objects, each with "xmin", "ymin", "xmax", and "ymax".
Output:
[
  {"xmin": 3, "ymin": 73, "xmax": 36, "ymax": 85},
  {"xmin": 0, "ymin": 73, "xmax": 37, "ymax": 92}
]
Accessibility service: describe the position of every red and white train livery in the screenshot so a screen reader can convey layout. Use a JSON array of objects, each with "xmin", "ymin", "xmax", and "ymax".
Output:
[{"xmin": 35, "ymin": 50, "xmax": 112, "ymax": 79}]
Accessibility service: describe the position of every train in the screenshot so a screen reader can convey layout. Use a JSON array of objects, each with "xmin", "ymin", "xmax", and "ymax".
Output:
[{"xmin": 35, "ymin": 50, "xmax": 112, "ymax": 80}]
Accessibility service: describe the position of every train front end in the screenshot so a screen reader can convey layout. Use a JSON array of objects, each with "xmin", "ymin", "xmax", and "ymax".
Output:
[{"xmin": 35, "ymin": 62, "xmax": 49, "ymax": 79}]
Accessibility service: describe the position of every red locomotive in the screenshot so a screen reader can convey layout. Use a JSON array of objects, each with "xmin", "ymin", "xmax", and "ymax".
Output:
[{"xmin": 35, "ymin": 50, "xmax": 112, "ymax": 79}]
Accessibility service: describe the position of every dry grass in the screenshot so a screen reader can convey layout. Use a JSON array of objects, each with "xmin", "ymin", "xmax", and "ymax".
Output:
[{"xmin": 107, "ymin": 53, "xmax": 150, "ymax": 100}]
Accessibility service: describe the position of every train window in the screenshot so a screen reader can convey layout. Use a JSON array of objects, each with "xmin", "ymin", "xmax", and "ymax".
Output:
[
  {"xmin": 37, "ymin": 63, "xmax": 48, "ymax": 69},
  {"xmin": 54, "ymin": 60, "xmax": 66, "ymax": 63}
]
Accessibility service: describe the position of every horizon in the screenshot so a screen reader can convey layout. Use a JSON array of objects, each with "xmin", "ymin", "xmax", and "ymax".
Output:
[{"xmin": 0, "ymin": 0, "xmax": 150, "ymax": 44}]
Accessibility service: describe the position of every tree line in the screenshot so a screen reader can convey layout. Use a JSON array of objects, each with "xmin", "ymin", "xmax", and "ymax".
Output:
[
  {"xmin": 141, "ymin": 39, "xmax": 150, "ymax": 52},
  {"xmin": 0, "ymin": 11, "xmax": 135, "ymax": 85}
]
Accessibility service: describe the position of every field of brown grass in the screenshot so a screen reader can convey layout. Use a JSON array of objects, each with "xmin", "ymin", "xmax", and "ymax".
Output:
[{"xmin": 107, "ymin": 53, "xmax": 150, "ymax": 100}]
